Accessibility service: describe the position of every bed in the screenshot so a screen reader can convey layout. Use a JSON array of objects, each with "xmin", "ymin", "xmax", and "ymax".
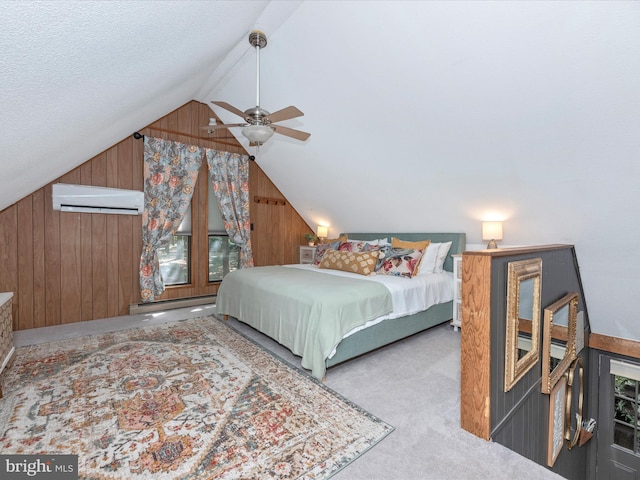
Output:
[{"xmin": 215, "ymin": 232, "xmax": 466, "ymax": 379}]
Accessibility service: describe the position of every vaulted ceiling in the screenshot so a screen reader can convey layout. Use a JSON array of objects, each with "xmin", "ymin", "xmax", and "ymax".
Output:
[{"xmin": 2, "ymin": 1, "xmax": 639, "ymax": 341}]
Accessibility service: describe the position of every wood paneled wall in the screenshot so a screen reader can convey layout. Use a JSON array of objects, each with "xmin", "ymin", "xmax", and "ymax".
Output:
[{"xmin": 0, "ymin": 101, "xmax": 313, "ymax": 331}]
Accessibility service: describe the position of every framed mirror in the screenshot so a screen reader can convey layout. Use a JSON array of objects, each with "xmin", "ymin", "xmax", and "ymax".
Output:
[
  {"xmin": 504, "ymin": 258, "xmax": 542, "ymax": 392},
  {"xmin": 541, "ymin": 292, "xmax": 578, "ymax": 394}
]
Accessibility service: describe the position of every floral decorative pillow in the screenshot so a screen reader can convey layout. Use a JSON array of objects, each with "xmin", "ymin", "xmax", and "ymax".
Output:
[
  {"xmin": 313, "ymin": 241, "xmax": 341, "ymax": 266},
  {"xmin": 340, "ymin": 239, "xmax": 390, "ymax": 253},
  {"xmin": 363, "ymin": 243, "xmax": 393, "ymax": 271},
  {"xmin": 375, "ymin": 248, "xmax": 424, "ymax": 278},
  {"xmin": 336, "ymin": 240, "xmax": 369, "ymax": 252},
  {"xmin": 391, "ymin": 238, "xmax": 431, "ymax": 275},
  {"xmin": 337, "ymin": 241, "xmax": 357, "ymax": 252},
  {"xmin": 318, "ymin": 249, "xmax": 380, "ymax": 276}
]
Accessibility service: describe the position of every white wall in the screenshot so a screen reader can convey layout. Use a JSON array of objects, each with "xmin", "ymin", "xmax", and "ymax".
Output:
[{"xmin": 207, "ymin": 1, "xmax": 640, "ymax": 340}]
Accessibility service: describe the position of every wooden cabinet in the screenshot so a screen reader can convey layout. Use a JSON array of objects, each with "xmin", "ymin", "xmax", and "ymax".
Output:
[
  {"xmin": 460, "ymin": 244, "xmax": 590, "ymax": 478},
  {"xmin": 299, "ymin": 245, "xmax": 317, "ymax": 264},
  {"xmin": 0, "ymin": 292, "xmax": 14, "ymax": 398}
]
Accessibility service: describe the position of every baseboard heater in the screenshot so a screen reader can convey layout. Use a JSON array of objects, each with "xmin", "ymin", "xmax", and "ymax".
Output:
[{"xmin": 129, "ymin": 295, "xmax": 217, "ymax": 315}]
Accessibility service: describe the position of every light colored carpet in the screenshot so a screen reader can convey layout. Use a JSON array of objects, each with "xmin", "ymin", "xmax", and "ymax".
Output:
[{"xmin": 225, "ymin": 316, "xmax": 566, "ymax": 480}]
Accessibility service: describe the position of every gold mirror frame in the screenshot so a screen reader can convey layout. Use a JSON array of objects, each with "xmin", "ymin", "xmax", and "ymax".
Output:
[
  {"xmin": 541, "ymin": 292, "xmax": 578, "ymax": 394},
  {"xmin": 504, "ymin": 258, "xmax": 542, "ymax": 392},
  {"xmin": 565, "ymin": 356, "xmax": 583, "ymax": 450}
]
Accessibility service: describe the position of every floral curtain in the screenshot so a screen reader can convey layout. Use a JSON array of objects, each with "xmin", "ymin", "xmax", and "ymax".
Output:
[
  {"xmin": 140, "ymin": 137, "xmax": 203, "ymax": 302},
  {"xmin": 206, "ymin": 149, "xmax": 254, "ymax": 268}
]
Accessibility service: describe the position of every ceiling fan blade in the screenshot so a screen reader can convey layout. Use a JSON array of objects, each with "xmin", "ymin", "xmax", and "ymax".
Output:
[
  {"xmin": 265, "ymin": 106, "xmax": 304, "ymax": 123},
  {"xmin": 211, "ymin": 101, "xmax": 247, "ymax": 119},
  {"xmin": 272, "ymin": 125, "xmax": 311, "ymax": 142},
  {"xmin": 200, "ymin": 123, "xmax": 246, "ymax": 131}
]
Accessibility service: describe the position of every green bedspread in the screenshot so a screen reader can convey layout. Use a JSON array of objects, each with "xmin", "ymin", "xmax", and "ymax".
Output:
[{"xmin": 215, "ymin": 266, "xmax": 393, "ymax": 379}]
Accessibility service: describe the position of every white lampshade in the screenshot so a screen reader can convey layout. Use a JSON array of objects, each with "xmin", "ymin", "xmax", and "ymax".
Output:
[
  {"xmin": 241, "ymin": 124, "xmax": 274, "ymax": 145},
  {"xmin": 316, "ymin": 225, "xmax": 329, "ymax": 238},
  {"xmin": 482, "ymin": 221, "xmax": 503, "ymax": 249}
]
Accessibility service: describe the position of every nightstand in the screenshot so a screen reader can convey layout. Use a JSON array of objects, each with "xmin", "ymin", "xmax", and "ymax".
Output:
[
  {"xmin": 451, "ymin": 254, "xmax": 462, "ymax": 331},
  {"xmin": 299, "ymin": 245, "xmax": 317, "ymax": 264}
]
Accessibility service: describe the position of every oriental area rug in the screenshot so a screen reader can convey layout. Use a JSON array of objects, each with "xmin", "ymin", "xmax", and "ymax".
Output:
[{"xmin": 0, "ymin": 316, "xmax": 393, "ymax": 479}]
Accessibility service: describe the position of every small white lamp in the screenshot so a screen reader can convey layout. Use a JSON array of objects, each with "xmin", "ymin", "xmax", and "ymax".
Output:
[
  {"xmin": 482, "ymin": 221, "xmax": 503, "ymax": 249},
  {"xmin": 316, "ymin": 225, "xmax": 329, "ymax": 242}
]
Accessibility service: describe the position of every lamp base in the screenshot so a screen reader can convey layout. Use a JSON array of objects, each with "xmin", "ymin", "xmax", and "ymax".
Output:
[{"xmin": 486, "ymin": 240, "xmax": 498, "ymax": 249}]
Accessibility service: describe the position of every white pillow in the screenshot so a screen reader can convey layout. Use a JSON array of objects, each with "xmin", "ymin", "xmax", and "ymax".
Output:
[
  {"xmin": 433, "ymin": 241, "xmax": 453, "ymax": 273},
  {"xmin": 363, "ymin": 237, "xmax": 389, "ymax": 245},
  {"xmin": 417, "ymin": 242, "xmax": 440, "ymax": 275},
  {"xmin": 417, "ymin": 241, "xmax": 453, "ymax": 275}
]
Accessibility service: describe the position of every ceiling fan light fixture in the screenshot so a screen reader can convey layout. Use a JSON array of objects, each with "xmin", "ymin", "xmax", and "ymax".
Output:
[
  {"xmin": 242, "ymin": 124, "xmax": 274, "ymax": 145},
  {"xmin": 207, "ymin": 31, "xmax": 309, "ymax": 145}
]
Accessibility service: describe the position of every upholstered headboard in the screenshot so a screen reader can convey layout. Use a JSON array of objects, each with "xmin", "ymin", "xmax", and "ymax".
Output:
[{"xmin": 343, "ymin": 232, "xmax": 466, "ymax": 273}]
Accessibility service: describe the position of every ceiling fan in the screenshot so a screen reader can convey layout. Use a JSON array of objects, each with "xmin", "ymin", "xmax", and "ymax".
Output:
[{"xmin": 203, "ymin": 30, "xmax": 310, "ymax": 146}]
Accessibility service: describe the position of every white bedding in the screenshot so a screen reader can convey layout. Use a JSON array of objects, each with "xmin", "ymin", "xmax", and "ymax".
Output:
[{"xmin": 284, "ymin": 264, "xmax": 454, "ymax": 354}]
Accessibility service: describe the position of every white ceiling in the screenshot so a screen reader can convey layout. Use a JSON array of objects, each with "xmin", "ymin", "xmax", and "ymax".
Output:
[{"xmin": 2, "ymin": 1, "xmax": 639, "ymax": 342}]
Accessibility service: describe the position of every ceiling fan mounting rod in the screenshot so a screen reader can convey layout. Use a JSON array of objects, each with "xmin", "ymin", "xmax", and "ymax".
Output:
[
  {"xmin": 249, "ymin": 30, "xmax": 267, "ymax": 110},
  {"xmin": 255, "ymin": 42, "xmax": 261, "ymax": 108}
]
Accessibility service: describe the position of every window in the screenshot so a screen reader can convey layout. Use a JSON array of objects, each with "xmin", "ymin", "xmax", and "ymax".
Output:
[
  {"xmin": 156, "ymin": 179, "xmax": 239, "ymax": 287},
  {"xmin": 208, "ymin": 236, "xmax": 240, "ymax": 281},
  {"xmin": 157, "ymin": 235, "xmax": 190, "ymax": 285},
  {"xmin": 612, "ymin": 360, "xmax": 640, "ymax": 452},
  {"xmin": 207, "ymin": 182, "xmax": 239, "ymax": 282},
  {"xmin": 158, "ymin": 206, "xmax": 192, "ymax": 286},
  {"xmin": 614, "ymin": 375, "xmax": 640, "ymax": 451}
]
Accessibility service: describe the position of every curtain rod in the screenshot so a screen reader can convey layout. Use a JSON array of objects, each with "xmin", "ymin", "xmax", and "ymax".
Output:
[
  {"xmin": 133, "ymin": 128, "xmax": 232, "ymax": 143},
  {"xmin": 132, "ymin": 130, "xmax": 255, "ymax": 161}
]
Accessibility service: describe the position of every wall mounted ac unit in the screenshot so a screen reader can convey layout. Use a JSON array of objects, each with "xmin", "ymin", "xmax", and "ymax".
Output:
[{"xmin": 52, "ymin": 183, "xmax": 144, "ymax": 215}]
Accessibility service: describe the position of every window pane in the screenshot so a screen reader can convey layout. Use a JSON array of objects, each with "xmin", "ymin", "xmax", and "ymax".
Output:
[
  {"xmin": 158, "ymin": 235, "xmax": 190, "ymax": 285},
  {"xmin": 614, "ymin": 422, "xmax": 635, "ymax": 451},
  {"xmin": 616, "ymin": 398, "xmax": 635, "ymax": 423},
  {"xmin": 209, "ymin": 235, "xmax": 240, "ymax": 281}
]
